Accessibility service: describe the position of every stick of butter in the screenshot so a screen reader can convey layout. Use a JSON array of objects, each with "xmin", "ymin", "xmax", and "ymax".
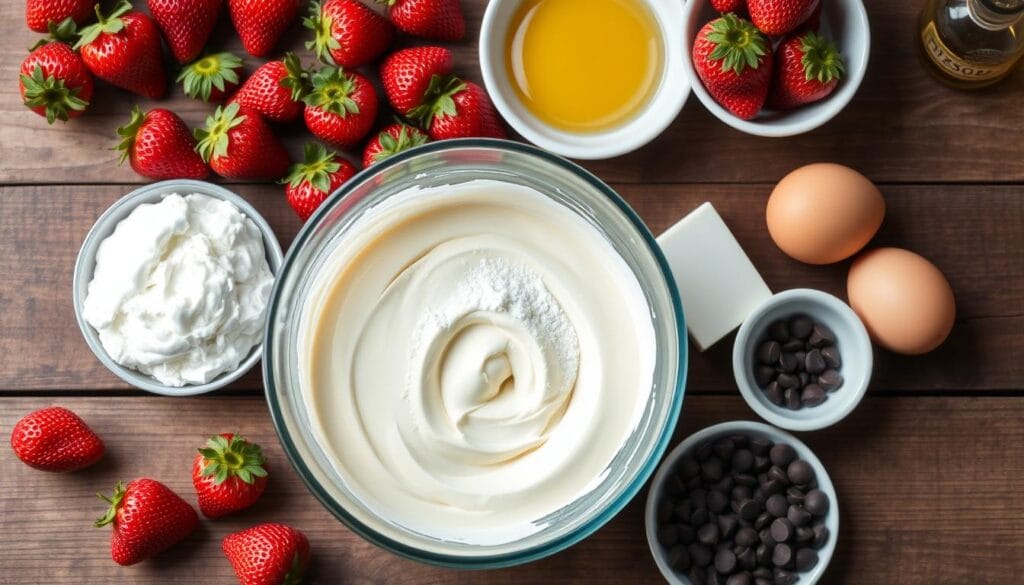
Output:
[{"xmin": 657, "ymin": 202, "xmax": 772, "ymax": 351}]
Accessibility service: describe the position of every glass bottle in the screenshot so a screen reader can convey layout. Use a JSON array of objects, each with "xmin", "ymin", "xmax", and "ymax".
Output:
[{"xmin": 918, "ymin": 0, "xmax": 1024, "ymax": 89}]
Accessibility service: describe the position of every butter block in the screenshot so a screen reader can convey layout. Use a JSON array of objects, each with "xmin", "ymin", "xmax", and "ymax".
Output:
[{"xmin": 657, "ymin": 202, "xmax": 772, "ymax": 351}]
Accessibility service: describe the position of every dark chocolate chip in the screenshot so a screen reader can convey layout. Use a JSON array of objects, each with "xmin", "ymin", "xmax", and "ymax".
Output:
[
  {"xmin": 755, "ymin": 579, "xmax": 772, "ymax": 585},
  {"xmin": 762, "ymin": 478, "xmax": 786, "ymax": 496},
  {"xmin": 697, "ymin": 522, "xmax": 720, "ymax": 546},
  {"xmin": 771, "ymin": 543, "xmax": 793, "ymax": 568},
  {"xmin": 782, "ymin": 339, "xmax": 804, "ymax": 353},
  {"xmin": 756, "ymin": 341, "xmax": 782, "ymax": 366},
  {"xmin": 769, "ymin": 444, "xmax": 797, "ymax": 467},
  {"xmin": 756, "ymin": 544, "xmax": 771, "ymax": 567},
  {"xmin": 708, "ymin": 489, "xmax": 729, "ymax": 514},
  {"xmin": 666, "ymin": 474, "xmax": 686, "ymax": 496},
  {"xmin": 735, "ymin": 526, "xmax": 759, "ymax": 547},
  {"xmin": 714, "ymin": 438, "xmax": 736, "ymax": 461},
  {"xmin": 785, "ymin": 486, "xmax": 806, "ymax": 505},
  {"xmin": 718, "ymin": 514, "xmax": 739, "ymax": 539},
  {"xmin": 767, "ymin": 466, "xmax": 790, "ymax": 485},
  {"xmin": 697, "ymin": 442, "xmax": 714, "ymax": 461},
  {"xmin": 789, "ymin": 315, "xmax": 813, "ymax": 339},
  {"xmin": 804, "ymin": 489, "xmax": 829, "ymax": 516},
  {"xmin": 679, "ymin": 524, "xmax": 696, "ymax": 545},
  {"xmin": 658, "ymin": 524, "xmax": 678, "ymax": 547},
  {"xmin": 778, "ymin": 352, "xmax": 800, "ymax": 373},
  {"xmin": 768, "ymin": 320, "xmax": 790, "ymax": 342},
  {"xmin": 714, "ymin": 549, "xmax": 737, "ymax": 574},
  {"xmin": 759, "ymin": 528, "xmax": 776, "ymax": 549},
  {"xmin": 773, "ymin": 568, "xmax": 798, "ymax": 585},
  {"xmin": 674, "ymin": 499, "xmax": 692, "ymax": 522},
  {"xmin": 689, "ymin": 542, "xmax": 713, "ymax": 568},
  {"xmin": 668, "ymin": 544, "xmax": 691, "ymax": 570},
  {"xmin": 734, "ymin": 473, "xmax": 758, "ymax": 487},
  {"xmin": 657, "ymin": 498, "xmax": 672, "ymax": 523},
  {"xmin": 787, "ymin": 460, "xmax": 813, "ymax": 486},
  {"xmin": 770, "ymin": 518, "xmax": 793, "ymax": 543},
  {"xmin": 754, "ymin": 512, "xmax": 773, "ymax": 531},
  {"xmin": 692, "ymin": 508, "xmax": 709, "ymax": 527},
  {"xmin": 738, "ymin": 498, "xmax": 762, "ymax": 522},
  {"xmin": 812, "ymin": 523, "xmax": 830, "ymax": 549},
  {"xmin": 730, "ymin": 434, "xmax": 749, "ymax": 448},
  {"xmin": 795, "ymin": 547, "xmax": 819, "ymax": 571},
  {"xmin": 753, "ymin": 567, "xmax": 772, "ymax": 580},
  {"xmin": 732, "ymin": 485, "xmax": 752, "ymax": 502},
  {"xmin": 776, "ymin": 373, "xmax": 800, "ymax": 390},
  {"xmin": 795, "ymin": 526, "xmax": 815, "ymax": 544},
  {"xmin": 728, "ymin": 573, "xmax": 752, "ymax": 585},
  {"xmin": 798, "ymin": 371, "xmax": 810, "ymax": 387},
  {"xmin": 784, "ymin": 388, "xmax": 802, "ymax": 410},
  {"xmin": 801, "ymin": 384, "xmax": 827, "ymax": 407},
  {"xmin": 731, "ymin": 449, "xmax": 754, "ymax": 473},
  {"xmin": 690, "ymin": 567, "xmax": 708, "ymax": 585},
  {"xmin": 804, "ymin": 349, "xmax": 826, "ymax": 374},
  {"xmin": 821, "ymin": 345, "xmax": 842, "ymax": 369},
  {"xmin": 715, "ymin": 475, "xmax": 736, "ymax": 493},
  {"xmin": 787, "ymin": 505, "xmax": 811, "ymax": 527},
  {"xmin": 753, "ymin": 455, "xmax": 772, "ymax": 473},
  {"xmin": 766, "ymin": 494, "xmax": 789, "ymax": 518},
  {"xmin": 702, "ymin": 457, "xmax": 724, "ymax": 481},
  {"xmin": 679, "ymin": 456, "xmax": 701, "ymax": 479},
  {"xmin": 708, "ymin": 572, "xmax": 726, "ymax": 585},
  {"xmin": 818, "ymin": 368, "xmax": 843, "ymax": 392},
  {"xmin": 808, "ymin": 323, "xmax": 835, "ymax": 347},
  {"xmin": 749, "ymin": 438, "xmax": 772, "ymax": 456},
  {"xmin": 763, "ymin": 382, "xmax": 783, "ymax": 405},
  {"xmin": 690, "ymin": 489, "xmax": 708, "ymax": 510}
]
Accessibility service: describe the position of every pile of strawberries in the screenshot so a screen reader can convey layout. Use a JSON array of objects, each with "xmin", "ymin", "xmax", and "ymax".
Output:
[
  {"xmin": 19, "ymin": 0, "xmax": 505, "ymax": 221},
  {"xmin": 11, "ymin": 406, "xmax": 306, "ymax": 584},
  {"xmin": 693, "ymin": 0, "xmax": 846, "ymax": 120}
]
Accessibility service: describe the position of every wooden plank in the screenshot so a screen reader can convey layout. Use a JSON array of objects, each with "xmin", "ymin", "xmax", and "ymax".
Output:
[
  {"xmin": 2, "ymin": 1, "xmax": 1024, "ymax": 185},
  {"xmin": 0, "ymin": 395, "xmax": 1021, "ymax": 584},
  {"xmin": 1, "ymin": 183, "xmax": 1020, "ymax": 392}
]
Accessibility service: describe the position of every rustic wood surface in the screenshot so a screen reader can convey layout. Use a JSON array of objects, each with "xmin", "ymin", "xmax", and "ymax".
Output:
[{"xmin": 1, "ymin": 0, "xmax": 1022, "ymax": 583}]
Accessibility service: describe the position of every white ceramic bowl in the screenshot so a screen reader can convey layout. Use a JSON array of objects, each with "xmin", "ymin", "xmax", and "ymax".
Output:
[
  {"xmin": 72, "ymin": 180, "xmax": 283, "ymax": 396},
  {"xmin": 479, "ymin": 0, "xmax": 689, "ymax": 159},
  {"xmin": 645, "ymin": 421, "xmax": 839, "ymax": 585},
  {"xmin": 733, "ymin": 289, "xmax": 871, "ymax": 431},
  {"xmin": 681, "ymin": 0, "xmax": 870, "ymax": 137}
]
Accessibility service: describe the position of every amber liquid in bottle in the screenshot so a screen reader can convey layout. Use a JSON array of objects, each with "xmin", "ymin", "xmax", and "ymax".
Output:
[{"xmin": 918, "ymin": 0, "xmax": 1024, "ymax": 89}]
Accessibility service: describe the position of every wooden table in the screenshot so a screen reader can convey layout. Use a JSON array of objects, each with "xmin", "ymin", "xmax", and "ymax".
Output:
[{"xmin": 2, "ymin": 1, "xmax": 1022, "ymax": 583}]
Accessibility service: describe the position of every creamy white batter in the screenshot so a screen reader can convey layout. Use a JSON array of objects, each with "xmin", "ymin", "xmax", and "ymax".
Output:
[{"xmin": 299, "ymin": 180, "xmax": 655, "ymax": 543}]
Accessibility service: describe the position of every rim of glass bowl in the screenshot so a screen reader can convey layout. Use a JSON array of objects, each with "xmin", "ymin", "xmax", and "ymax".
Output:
[{"xmin": 263, "ymin": 138, "xmax": 688, "ymax": 568}]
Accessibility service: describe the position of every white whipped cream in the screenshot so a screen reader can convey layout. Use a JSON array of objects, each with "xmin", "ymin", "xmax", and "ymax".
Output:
[{"xmin": 83, "ymin": 193, "xmax": 273, "ymax": 387}]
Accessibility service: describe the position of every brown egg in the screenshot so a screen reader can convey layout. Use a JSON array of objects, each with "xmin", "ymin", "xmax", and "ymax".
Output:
[
  {"xmin": 766, "ymin": 163, "xmax": 885, "ymax": 264},
  {"xmin": 847, "ymin": 248, "xmax": 956, "ymax": 355}
]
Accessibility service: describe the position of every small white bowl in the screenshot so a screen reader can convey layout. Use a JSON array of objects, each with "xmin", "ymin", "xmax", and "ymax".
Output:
[
  {"xmin": 733, "ymin": 289, "xmax": 871, "ymax": 431},
  {"xmin": 479, "ymin": 0, "xmax": 689, "ymax": 159},
  {"xmin": 646, "ymin": 421, "xmax": 839, "ymax": 585},
  {"xmin": 72, "ymin": 180, "xmax": 283, "ymax": 396},
  {"xmin": 680, "ymin": 0, "xmax": 870, "ymax": 137}
]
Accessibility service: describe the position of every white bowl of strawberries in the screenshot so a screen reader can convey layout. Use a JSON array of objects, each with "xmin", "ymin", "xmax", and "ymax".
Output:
[{"xmin": 681, "ymin": 0, "xmax": 869, "ymax": 137}]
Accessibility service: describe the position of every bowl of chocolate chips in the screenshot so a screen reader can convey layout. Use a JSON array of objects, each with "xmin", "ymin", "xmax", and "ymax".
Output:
[
  {"xmin": 646, "ymin": 421, "xmax": 837, "ymax": 585},
  {"xmin": 732, "ymin": 289, "xmax": 872, "ymax": 431}
]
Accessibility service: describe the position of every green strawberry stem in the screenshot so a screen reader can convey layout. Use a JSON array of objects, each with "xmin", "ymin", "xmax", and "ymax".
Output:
[
  {"xmin": 303, "ymin": 1, "xmax": 341, "ymax": 65},
  {"xmin": 30, "ymin": 17, "xmax": 79, "ymax": 50},
  {"xmin": 114, "ymin": 105, "xmax": 144, "ymax": 164},
  {"xmin": 280, "ymin": 53, "xmax": 311, "ymax": 102},
  {"xmin": 800, "ymin": 31, "xmax": 845, "ymax": 83},
  {"xmin": 197, "ymin": 434, "xmax": 267, "ymax": 485},
  {"xmin": 705, "ymin": 13, "xmax": 768, "ymax": 75},
  {"xmin": 94, "ymin": 480, "xmax": 127, "ymax": 528},
  {"xmin": 283, "ymin": 552, "xmax": 306, "ymax": 585},
  {"xmin": 408, "ymin": 75, "xmax": 465, "ymax": 129},
  {"xmin": 20, "ymin": 64, "xmax": 89, "ymax": 124},
  {"xmin": 194, "ymin": 102, "xmax": 247, "ymax": 163},
  {"xmin": 303, "ymin": 67, "xmax": 359, "ymax": 116},
  {"xmin": 74, "ymin": 0, "xmax": 133, "ymax": 50},
  {"xmin": 177, "ymin": 52, "xmax": 243, "ymax": 101},
  {"xmin": 371, "ymin": 125, "xmax": 427, "ymax": 164},
  {"xmin": 282, "ymin": 143, "xmax": 342, "ymax": 194}
]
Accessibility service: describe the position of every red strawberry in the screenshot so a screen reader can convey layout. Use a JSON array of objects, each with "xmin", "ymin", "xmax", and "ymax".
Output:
[
  {"xmin": 228, "ymin": 0, "xmax": 301, "ymax": 57},
  {"xmin": 692, "ymin": 13, "xmax": 772, "ymax": 120},
  {"xmin": 178, "ymin": 52, "xmax": 244, "ymax": 102},
  {"xmin": 192, "ymin": 433, "xmax": 268, "ymax": 519},
  {"xmin": 195, "ymin": 103, "xmax": 291, "ymax": 180},
  {"xmin": 19, "ymin": 39, "xmax": 94, "ymax": 124},
  {"xmin": 223, "ymin": 523, "xmax": 311, "ymax": 585},
  {"xmin": 363, "ymin": 123, "xmax": 428, "ymax": 167},
  {"xmin": 116, "ymin": 106, "xmax": 209, "ymax": 180},
  {"xmin": 710, "ymin": 0, "xmax": 746, "ymax": 13},
  {"xmin": 768, "ymin": 30, "xmax": 844, "ymax": 110},
  {"xmin": 95, "ymin": 479, "xmax": 199, "ymax": 566},
  {"xmin": 419, "ymin": 79, "xmax": 506, "ymax": 140},
  {"xmin": 10, "ymin": 406, "xmax": 104, "ymax": 472},
  {"xmin": 302, "ymin": 66, "xmax": 378, "ymax": 149},
  {"xmin": 378, "ymin": 0, "xmax": 464, "ymax": 41},
  {"xmin": 796, "ymin": 1, "xmax": 822, "ymax": 32},
  {"xmin": 304, "ymin": 0, "xmax": 394, "ymax": 68},
  {"xmin": 74, "ymin": 1, "xmax": 167, "ymax": 99},
  {"xmin": 26, "ymin": 0, "xmax": 93, "ymax": 33},
  {"xmin": 149, "ymin": 0, "xmax": 223, "ymax": 63},
  {"xmin": 748, "ymin": 0, "xmax": 819, "ymax": 36},
  {"xmin": 380, "ymin": 45, "xmax": 453, "ymax": 116},
  {"xmin": 228, "ymin": 54, "xmax": 308, "ymax": 123},
  {"xmin": 283, "ymin": 143, "xmax": 358, "ymax": 220}
]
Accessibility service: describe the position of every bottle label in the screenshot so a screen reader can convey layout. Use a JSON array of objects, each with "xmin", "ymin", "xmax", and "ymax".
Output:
[{"xmin": 921, "ymin": 21, "xmax": 1015, "ymax": 80}]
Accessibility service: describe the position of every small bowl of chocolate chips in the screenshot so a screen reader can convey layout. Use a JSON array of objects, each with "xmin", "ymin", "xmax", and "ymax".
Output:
[
  {"xmin": 732, "ymin": 289, "xmax": 872, "ymax": 431},
  {"xmin": 646, "ymin": 421, "xmax": 838, "ymax": 585}
]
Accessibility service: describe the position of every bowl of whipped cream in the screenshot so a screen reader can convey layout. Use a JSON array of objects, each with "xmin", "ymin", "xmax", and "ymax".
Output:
[
  {"xmin": 264, "ymin": 139, "xmax": 688, "ymax": 567},
  {"xmin": 73, "ymin": 179, "xmax": 282, "ymax": 396}
]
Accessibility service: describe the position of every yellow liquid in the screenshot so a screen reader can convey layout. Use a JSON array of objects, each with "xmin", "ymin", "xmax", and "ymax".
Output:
[{"xmin": 505, "ymin": 0, "xmax": 663, "ymax": 133}]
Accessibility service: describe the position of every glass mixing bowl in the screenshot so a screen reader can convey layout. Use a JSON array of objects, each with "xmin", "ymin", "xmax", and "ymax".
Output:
[{"xmin": 264, "ymin": 139, "xmax": 687, "ymax": 568}]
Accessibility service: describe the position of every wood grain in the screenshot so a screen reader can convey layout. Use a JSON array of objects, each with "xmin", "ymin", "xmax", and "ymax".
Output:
[
  {"xmin": 1, "ymin": 183, "xmax": 1020, "ymax": 392},
  {"xmin": 1, "ymin": 395, "xmax": 1021, "ymax": 584},
  {"xmin": 2, "ymin": 1, "xmax": 1024, "ymax": 185}
]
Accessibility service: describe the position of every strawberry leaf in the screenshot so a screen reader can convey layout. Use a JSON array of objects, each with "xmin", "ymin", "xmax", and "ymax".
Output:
[
  {"xmin": 194, "ymin": 102, "xmax": 247, "ymax": 163},
  {"xmin": 20, "ymin": 64, "xmax": 89, "ymax": 124},
  {"xmin": 705, "ymin": 13, "xmax": 768, "ymax": 75},
  {"xmin": 282, "ymin": 142, "xmax": 343, "ymax": 193},
  {"xmin": 799, "ymin": 31, "xmax": 845, "ymax": 84},
  {"xmin": 196, "ymin": 433, "xmax": 267, "ymax": 486},
  {"xmin": 176, "ymin": 52, "xmax": 243, "ymax": 101},
  {"xmin": 113, "ymin": 105, "xmax": 145, "ymax": 164},
  {"xmin": 74, "ymin": 0, "xmax": 131, "ymax": 50}
]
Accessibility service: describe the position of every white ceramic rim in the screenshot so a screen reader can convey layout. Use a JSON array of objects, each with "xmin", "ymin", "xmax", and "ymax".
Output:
[
  {"xmin": 732, "ymin": 289, "xmax": 873, "ymax": 431},
  {"xmin": 680, "ymin": 0, "xmax": 871, "ymax": 137},
  {"xmin": 72, "ymin": 179, "xmax": 284, "ymax": 396},
  {"xmin": 645, "ymin": 420, "xmax": 839, "ymax": 585},
  {"xmin": 479, "ymin": 0, "xmax": 690, "ymax": 159}
]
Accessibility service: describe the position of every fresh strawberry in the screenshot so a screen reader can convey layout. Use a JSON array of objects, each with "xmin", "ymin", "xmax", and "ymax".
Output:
[
  {"xmin": 304, "ymin": 0, "xmax": 394, "ymax": 68},
  {"xmin": 380, "ymin": 45, "xmax": 453, "ymax": 116},
  {"xmin": 74, "ymin": 1, "xmax": 167, "ymax": 99},
  {"xmin": 196, "ymin": 103, "xmax": 291, "ymax": 180},
  {"xmin": 223, "ymin": 523, "xmax": 311, "ymax": 585},
  {"xmin": 796, "ymin": 1, "xmax": 822, "ymax": 32},
  {"xmin": 363, "ymin": 123, "xmax": 428, "ymax": 167},
  {"xmin": 283, "ymin": 143, "xmax": 357, "ymax": 220},
  {"xmin": 95, "ymin": 479, "xmax": 199, "ymax": 566},
  {"xmin": 768, "ymin": 30, "xmax": 844, "ymax": 110},
  {"xmin": 418, "ymin": 79, "xmax": 506, "ymax": 140},
  {"xmin": 192, "ymin": 433, "xmax": 268, "ymax": 519},
  {"xmin": 747, "ymin": 0, "xmax": 819, "ymax": 36},
  {"xmin": 149, "ymin": 0, "xmax": 223, "ymax": 63},
  {"xmin": 692, "ymin": 13, "xmax": 772, "ymax": 120},
  {"xmin": 711, "ymin": 0, "xmax": 746, "ymax": 13},
  {"xmin": 19, "ymin": 38, "xmax": 94, "ymax": 124},
  {"xmin": 228, "ymin": 53, "xmax": 308, "ymax": 123},
  {"xmin": 178, "ymin": 52, "xmax": 244, "ymax": 101},
  {"xmin": 378, "ymin": 0, "xmax": 464, "ymax": 41},
  {"xmin": 116, "ymin": 106, "xmax": 209, "ymax": 180},
  {"xmin": 10, "ymin": 406, "xmax": 104, "ymax": 472},
  {"xmin": 302, "ymin": 66, "xmax": 378, "ymax": 149},
  {"xmin": 228, "ymin": 0, "xmax": 301, "ymax": 57},
  {"xmin": 26, "ymin": 0, "xmax": 93, "ymax": 33}
]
